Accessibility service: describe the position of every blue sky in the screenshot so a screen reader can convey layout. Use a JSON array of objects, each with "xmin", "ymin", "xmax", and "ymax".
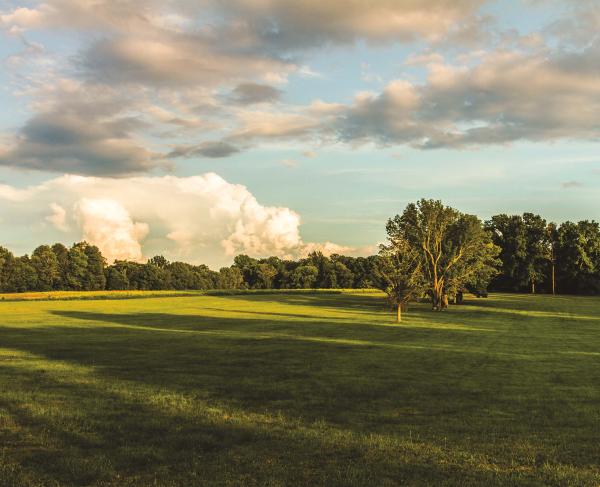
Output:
[{"xmin": 0, "ymin": 0, "xmax": 598, "ymax": 266}]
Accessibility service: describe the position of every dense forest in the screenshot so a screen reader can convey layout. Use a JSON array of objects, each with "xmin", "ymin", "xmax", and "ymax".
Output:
[{"xmin": 1, "ymin": 207, "xmax": 599, "ymax": 296}]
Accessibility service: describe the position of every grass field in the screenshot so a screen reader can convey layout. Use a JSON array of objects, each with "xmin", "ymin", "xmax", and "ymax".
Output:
[{"xmin": 1, "ymin": 291, "xmax": 600, "ymax": 486}]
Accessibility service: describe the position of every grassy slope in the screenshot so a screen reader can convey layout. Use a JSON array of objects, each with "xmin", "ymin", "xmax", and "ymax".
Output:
[{"xmin": 1, "ymin": 291, "xmax": 599, "ymax": 486}]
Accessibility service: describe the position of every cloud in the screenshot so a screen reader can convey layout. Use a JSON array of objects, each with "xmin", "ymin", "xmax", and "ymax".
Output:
[
  {"xmin": 0, "ymin": 80, "xmax": 169, "ymax": 176},
  {"xmin": 76, "ymin": 198, "xmax": 149, "ymax": 262},
  {"xmin": 46, "ymin": 203, "xmax": 68, "ymax": 231},
  {"xmin": 561, "ymin": 181, "xmax": 583, "ymax": 189},
  {"xmin": 334, "ymin": 44, "xmax": 600, "ymax": 148},
  {"xmin": 215, "ymin": 0, "xmax": 486, "ymax": 48},
  {"xmin": 2, "ymin": 0, "xmax": 599, "ymax": 178},
  {"xmin": 0, "ymin": 173, "xmax": 368, "ymax": 266},
  {"xmin": 300, "ymin": 242, "xmax": 377, "ymax": 258},
  {"xmin": 230, "ymin": 83, "xmax": 282, "ymax": 104},
  {"xmin": 80, "ymin": 36, "xmax": 295, "ymax": 88},
  {"xmin": 544, "ymin": 1, "xmax": 600, "ymax": 48},
  {"xmin": 0, "ymin": 112, "xmax": 162, "ymax": 176},
  {"xmin": 279, "ymin": 159, "xmax": 297, "ymax": 168},
  {"xmin": 1, "ymin": 1, "xmax": 486, "ymax": 46},
  {"xmin": 230, "ymin": 110, "xmax": 323, "ymax": 142},
  {"xmin": 169, "ymin": 141, "xmax": 241, "ymax": 159},
  {"xmin": 404, "ymin": 51, "xmax": 445, "ymax": 66},
  {"xmin": 0, "ymin": 6, "xmax": 47, "ymax": 32}
]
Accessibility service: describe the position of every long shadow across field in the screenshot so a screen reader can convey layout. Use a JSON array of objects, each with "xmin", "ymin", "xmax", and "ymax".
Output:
[
  {"xmin": 1, "ymin": 291, "xmax": 520, "ymax": 427},
  {"xmin": 1, "ymin": 354, "xmax": 544, "ymax": 487},
  {"xmin": 2, "ymin": 293, "xmax": 600, "ymax": 485},
  {"xmin": 0, "ymin": 299, "xmax": 591, "ymax": 426}
]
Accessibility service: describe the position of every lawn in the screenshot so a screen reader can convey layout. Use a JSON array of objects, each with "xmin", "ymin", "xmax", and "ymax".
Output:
[{"xmin": 1, "ymin": 291, "xmax": 599, "ymax": 486}]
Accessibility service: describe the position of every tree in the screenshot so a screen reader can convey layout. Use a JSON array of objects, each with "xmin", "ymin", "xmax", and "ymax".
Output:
[
  {"xmin": 141, "ymin": 264, "xmax": 171, "ymax": 290},
  {"xmin": 218, "ymin": 267, "xmax": 245, "ymax": 289},
  {"xmin": 106, "ymin": 265, "xmax": 129, "ymax": 290},
  {"xmin": 4, "ymin": 256, "xmax": 38, "ymax": 292},
  {"xmin": 522, "ymin": 213, "xmax": 549, "ymax": 294},
  {"xmin": 546, "ymin": 222, "xmax": 558, "ymax": 295},
  {"xmin": 254, "ymin": 263, "xmax": 277, "ymax": 289},
  {"xmin": 333, "ymin": 261, "xmax": 354, "ymax": 288},
  {"xmin": 66, "ymin": 244, "xmax": 89, "ymax": 290},
  {"xmin": 289, "ymin": 265, "xmax": 318, "ymax": 288},
  {"xmin": 66, "ymin": 242, "xmax": 107, "ymax": 291},
  {"xmin": 443, "ymin": 214, "xmax": 500, "ymax": 300},
  {"xmin": 148, "ymin": 255, "xmax": 169, "ymax": 268},
  {"xmin": 233, "ymin": 255, "xmax": 259, "ymax": 288},
  {"xmin": 376, "ymin": 241, "xmax": 426, "ymax": 322},
  {"xmin": 387, "ymin": 199, "xmax": 499, "ymax": 310},
  {"xmin": 555, "ymin": 221, "xmax": 600, "ymax": 295},
  {"xmin": 168, "ymin": 262, "xmax": 197, "ymax": 290},
  {"xmin": 0, "ymin": 246, "xmax": 14, "ymax": 291},
  {"xmin": 485, "ymin": 215, "xmax": 527, "ymax": 291},
  {"xmin": 486, "ymin": 213, "xmax": 550, "ymax": 293},
  {"xmin": 51, "ymin": 243, "xmax": 69, "ymax": 290},
  {"xmin": 31, "ymin": 245, "xmax": 60, "ymax": 291},
  {"xmin": 304, "ymin": 251, "xmax": 337, "ymax": 288}
]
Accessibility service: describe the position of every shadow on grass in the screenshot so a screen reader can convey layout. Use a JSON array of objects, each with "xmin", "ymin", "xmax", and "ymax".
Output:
[
  {"xmin": 222, "ymin": 292, "xmax": 389, "ymax": 313},
  {"xmin": 1, "ymin": 357, "xmax": 558, "ymax": 487},
  {"xmin": 0, "ymin": 308, "xmax": 516, "ymax": 429},
  {"xmin": 0, "ymin": 300, "xmax": 575, "ymax": 443},
  {"xmin": 2, "ymin": 293, "xmax": 600, "ymax": 484}
]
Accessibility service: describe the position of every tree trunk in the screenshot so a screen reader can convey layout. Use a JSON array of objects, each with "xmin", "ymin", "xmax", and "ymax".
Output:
[
  {"xmin": 456, "ymin": 291, "xmax": 464, "ymax": 305},
  {"xmin": 551, "ymin": 264, "xmax": 556, "ymax": 295},
  {"xmin": 396, "ymin": 303, "xmax": 402, "ymax": 323},
  {"xmin": 531, "ymin": 280, "xmax": 535, "ymax": 294},
  {"xmin": 432, "ymin": 284, "xmax": 444, "ymax": 311},
  {"xmin": 441, "ymin": 294, "xmax": 449, "ymax": 310}
]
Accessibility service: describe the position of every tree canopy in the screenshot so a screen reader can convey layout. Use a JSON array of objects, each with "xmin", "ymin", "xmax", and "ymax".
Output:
[
  {"xmin": 384, "ymin": 199, "xmax": 500, "ymax": 311},
  {"xmin": 0, "ymin": 206, "xmax": 599, "ymax": 300}
]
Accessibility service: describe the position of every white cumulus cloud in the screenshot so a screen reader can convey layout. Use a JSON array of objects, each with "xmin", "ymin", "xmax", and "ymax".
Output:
[
  {"xmin": 75, "ymin": 198, "xmax": 149, "ymax": 262},
  {"xmin": 0, "ymin": 173, "xmax": 370, "ymax": 266}
]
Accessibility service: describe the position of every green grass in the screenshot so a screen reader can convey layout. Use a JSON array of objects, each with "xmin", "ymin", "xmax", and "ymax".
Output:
[
  {"xmin": 0, "ymin": 288, "xmax": 355, "ymax": 302},
  {"xmin": 1, "ymin": 291, "xmax": 600, "ymax": 486}
]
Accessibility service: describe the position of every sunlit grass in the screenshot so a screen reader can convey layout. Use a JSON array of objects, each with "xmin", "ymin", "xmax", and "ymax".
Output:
[{"xmin": 1, "ymin": 292, "xmax": 600, "ymax": 486}]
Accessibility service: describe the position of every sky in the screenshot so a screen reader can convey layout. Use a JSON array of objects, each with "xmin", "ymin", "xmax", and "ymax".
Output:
[{"xmin": 0, "ymin": 0, "xmax": 598, "ymax": 268}]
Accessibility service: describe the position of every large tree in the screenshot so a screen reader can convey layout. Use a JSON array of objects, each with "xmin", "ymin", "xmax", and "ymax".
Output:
[{"xmin": 387, "ymin": 199, "xmax": 499, "ymax": 310}]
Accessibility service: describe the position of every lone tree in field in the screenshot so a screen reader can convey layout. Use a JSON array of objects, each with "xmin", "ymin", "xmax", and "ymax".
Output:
[
  {"xmin": 386, "ymin": 199, "xmax": 499, "ymax": 311},
  {"xmin": 376, "ymin": 238, "xmax": 426, "ymax": 322}
]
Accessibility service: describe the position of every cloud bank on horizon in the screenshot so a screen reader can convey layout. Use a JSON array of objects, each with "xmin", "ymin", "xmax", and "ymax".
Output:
[
  {"xmin": 0, "ymin": 0, "xmax": 598, "ymax": 265},
  {"xmin": 0, "ymin": 173, "xmax": 373, "ymax": 265}
]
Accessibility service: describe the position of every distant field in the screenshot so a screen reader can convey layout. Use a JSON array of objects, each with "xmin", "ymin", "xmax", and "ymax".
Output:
[
  {"xmin": 0, "ymin": 288, "xmax": 369, "ymax": 301},
  {"xmin": 1, "ymin": 291, "xmax": 600, "ymax": 486}
]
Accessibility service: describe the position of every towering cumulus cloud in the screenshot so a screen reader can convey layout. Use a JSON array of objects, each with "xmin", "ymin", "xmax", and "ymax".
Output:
[
  {"xmin": 75, "ymin": 198, "xmax": 149, "ymax": 262},
  {"xmin": 0, "ymin": 173, "xmax": 365, "ymax": 266}
]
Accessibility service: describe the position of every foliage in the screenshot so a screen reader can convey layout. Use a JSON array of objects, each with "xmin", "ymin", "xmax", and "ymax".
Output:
[
  {"xmin": 376, "ymin": 238, "xmax": 426, "ymax": 320},
  {"xmin": 487, "ymin": 214, "xmax": 600, "ymax": 295},
  {"xmin": 386, "ymin": 199, "xmax": 499, "ymax": 310},
  {"xmin": 1, "ymin": 206, "xmax": 600, "ymax": 297}
]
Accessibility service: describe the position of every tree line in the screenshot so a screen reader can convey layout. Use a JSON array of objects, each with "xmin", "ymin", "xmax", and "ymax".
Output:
[
  {"xmin": 1, "ymin": 200, "xmax": 599, "ymax": 303},
  {"xmin": 0, "ymin": 242, "xmax": 383, "ymax": 293}
]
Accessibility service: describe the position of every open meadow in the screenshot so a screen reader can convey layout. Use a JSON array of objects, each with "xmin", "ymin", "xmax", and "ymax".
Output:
[{"xmin": 1, "ymin": 291, "xmax": 600, "ymax": 486}]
